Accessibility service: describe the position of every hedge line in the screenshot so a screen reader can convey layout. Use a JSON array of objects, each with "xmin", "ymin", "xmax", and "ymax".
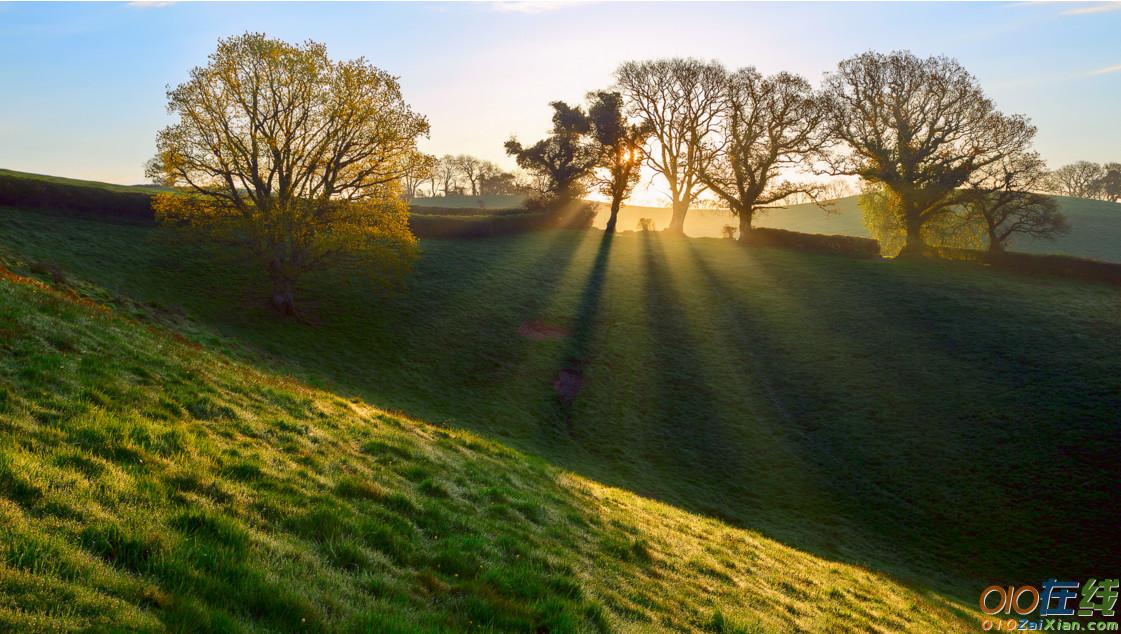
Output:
[
  {"xmin": 740, "ymin": 226, "xmax": 882, "ymax": 258},
  {"xmin": 921, "ymin": 246, "xmax": 1121, "ymax": 286},
  {"xmin": 0, "ymin": 173, "xmax": 154, "ymax": 224},
  {"xmin": 409, "ymin": 205, "xmax": 595, "ymax": 238}
]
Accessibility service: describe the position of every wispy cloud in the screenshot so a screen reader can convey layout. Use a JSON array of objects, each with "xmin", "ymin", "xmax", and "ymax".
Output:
[
  {"xmin": 128, "ymin": 1, "xmax": 175, "ymax": 8},
  {"xmin": 1062, "ymin": 2, "xmax": 1121, "ymax": 15},
  {"xmin": 491, "ymin": 1, "xmax": 585, "ymax": 14},
  {"xmin": 1088, "ymin": 63, "xmax": 1121, "ymax": 75}
]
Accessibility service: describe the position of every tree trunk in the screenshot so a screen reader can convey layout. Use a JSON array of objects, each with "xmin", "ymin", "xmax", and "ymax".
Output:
[
  {"xmin": 736, "ymin": 208, "xmax": 755, "ymax": 243},
  {"xmin": 665, "ymin": 200, "xmax": 688, "ymax": 234},
  {"xmin": 897, "ymin": 214, "xmax": 926, "ymax": 258},
  {"xmin": 987, "ymin": 233, "xmax": 1005, "ymax": 253},
  {"xmin": 605, "ymin": 197, "xmax": 622, "ymax": 233}
]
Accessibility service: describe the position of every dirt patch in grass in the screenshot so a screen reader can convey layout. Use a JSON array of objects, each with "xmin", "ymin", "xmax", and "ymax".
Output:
[{"xmin": 518, "ymin": 319, "xmax": 568, "ymax": 340}]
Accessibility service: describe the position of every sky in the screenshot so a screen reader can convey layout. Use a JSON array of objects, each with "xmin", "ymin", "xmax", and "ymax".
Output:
[{"xmin": 0, "ymin": 0, "xmax": 1119, "ymax": 197}]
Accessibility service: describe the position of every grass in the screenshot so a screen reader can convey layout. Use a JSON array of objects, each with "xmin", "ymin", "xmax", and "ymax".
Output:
[
  {"xmin": 0, "ymin": 228, "xmax": 977, "ymax": 632},
  {"xmin": 608, "ymin": 195, "xmax": 1121, "ymax": 262},
  {"xmin": 0, "ymin": 205, "xmax": 1118, "ymax": 628},
  {"xmin": 0, "ymin": 168, "xmax": 169, "ymax": 194}
]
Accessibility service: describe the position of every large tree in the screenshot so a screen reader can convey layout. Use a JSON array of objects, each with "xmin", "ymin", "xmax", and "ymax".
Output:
[
  {"xmin": 698, "ymin": 68, "xmax": 826, "ymax": 240},
  {"xmin": 505, "ymin": 101, "xmax": 597, "ymax": 203},
  {"xmin": 147, "ymin": 33, "xmax": 428, "ymax": 314},
  {"xmin": 964, "ymin": 152, "xmax": 1068, "ymax": 252},
  {"xmin": 585, "ymin": 91, "xmax": 649, "ymax": 233},
  {"xmin": 616, "ymin": 58, "xmax": 725, "ymax": 234},
  {"xmin": 821, "ymin": 51, "xmax": 1034, "ymax": 256}
]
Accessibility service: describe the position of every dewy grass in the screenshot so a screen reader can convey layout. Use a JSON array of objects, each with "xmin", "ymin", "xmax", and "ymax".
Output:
[
  {"xmin": 0, "ymin": 244, "xmax": 978, "ymax": 632},
  {"xmin": 1, "ymin": 206, "xmax": 1119, "ymax": 630}
]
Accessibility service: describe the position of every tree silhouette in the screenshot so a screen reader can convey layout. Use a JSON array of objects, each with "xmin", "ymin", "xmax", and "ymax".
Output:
[
  {"xmin": 616, "ymin": 58, "xmax": 725, "ymax": 234},
  {"xmin": 585, "ymin": 91, "xmax": 650, "ymax": 233}
]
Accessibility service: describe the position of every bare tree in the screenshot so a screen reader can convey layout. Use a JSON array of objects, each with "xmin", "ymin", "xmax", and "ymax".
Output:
[
  {"xmin": 401, "ymin": 154, "xmax": 435, "ymax": 201},
  {"xmin": 586, "ymin": 91, "xmax": 650, "ymax": 233},
  {"xmin": 616, "ymin": 58, "xmax": 725, "ymax": 234},
  {"xmin": 698, "ymin": 68, "xmax": 827, "ymax": 240},
  {"xmin": 436, "ymin": 155, "xmax": 460, "ymax": 196},
  {"xmin": 453, "ymin": 155, "xmax": 485, "ymax": 196},
  {"xmin": 964, "ymin": 152, "xmax": 1069, "ymax": 252},
  {"xmin": 1045, "ymin": 161, "xmax": 1105, "ymax": 198},
  {"xmin": 821, "ymin": 51, "xmax": 1034, "ymax": 256}
]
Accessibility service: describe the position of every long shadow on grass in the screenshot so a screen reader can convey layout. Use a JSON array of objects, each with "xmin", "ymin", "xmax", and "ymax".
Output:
[
  {"xmin": 747, "ymin": 250, "xmax": 1121, "ymax": 583},
  {"xmin": 631, "ymin": 234, "xmax": 747, "ymax": 503}
]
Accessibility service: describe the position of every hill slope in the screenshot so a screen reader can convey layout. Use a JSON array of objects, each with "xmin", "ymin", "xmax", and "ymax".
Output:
[
  {"xmin": 0, "ymin": 259, "xmax": 975, "ymax": 632},
  {"xmin": 2, "ymin": 206, "xmax": 1119, "ymax": 625}
]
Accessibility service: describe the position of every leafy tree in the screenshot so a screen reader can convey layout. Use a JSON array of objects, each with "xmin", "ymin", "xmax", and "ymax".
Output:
[
  {"xmin": 698, "ymin": 68, "xmax": 826, "ymax": 240},
  {"xmin": 504, "ymin": 101, "xmax": 597, "ymax": 203},
  {"xmin": 964, "ymin": 152, "xmax": 1068, "ymax": 252},
  {"xmin": 585, "ymin": 91, "xmax": 650, "ymax": 233},
  {"xmin": 860, "ymin": 184, "xmax": 984, "ymax": 257},
  {"xmin": 616, "ymin": 58, "xmax": 725, "ymax": 233},
  {"xmin": 147, "ymin": 33, "xmax": 427, "ymax": 314},
  {"xmin": 1045, "ymin": 161, "xmax": 1104, "ymax": 199},
  {"xmin": 822, "ymin": 51, "xmax": 1034, "ymax": 256}
]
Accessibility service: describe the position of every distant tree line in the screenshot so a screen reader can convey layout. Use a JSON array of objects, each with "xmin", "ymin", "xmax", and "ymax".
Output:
[
  {"xmin": 401, "ymin": 154, "xmax": 536, "ymax": 200},
  {"xmin": 1043, "ymin": 161, "xmax": 1121, "ymax": 202}
]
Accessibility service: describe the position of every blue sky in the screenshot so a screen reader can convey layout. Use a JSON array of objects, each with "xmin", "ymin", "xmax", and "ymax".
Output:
[{"xmin": 0, "ymin": 1, "xmax": 1118, "ymax": 187}]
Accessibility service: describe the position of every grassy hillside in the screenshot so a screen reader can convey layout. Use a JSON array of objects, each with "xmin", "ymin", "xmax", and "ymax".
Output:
[
  {"xmin": 606, "ymin": 195, "xmax": 1121, "ymax": 262},
  {"xmin": 0, "ymin": 240, "xmax": 977, "ymax": 631},
  {"xmin": 2, "ymin": 206, "xmax": 1118, "ymax": 616},
  {"xmin": 0, "ymin": 168, "xmax": 168, "ymax": 194}
]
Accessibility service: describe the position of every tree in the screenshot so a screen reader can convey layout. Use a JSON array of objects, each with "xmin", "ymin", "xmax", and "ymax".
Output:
[
  {"xmin": 616, "ymin": 58, "xmax": 725, "ymax": 234},
  {"xmin": 505, "ymin": 101, "xmax": 597, "ymax": 203},
  {"xmin": 435, "ymin": 155, "xmax": 460, "ymax": 196},
  {"xmin": 585, "ymin": 91, "xmax": 649, "ymax": 233},
  {"xmin": 401, "ymin": 154, "xmax": 436, "ymax": 200},
  {"xmin": 964, "ymin": 152, "xmax": 1069, "ymax": 251},
  {"xmin": 821, "ymin": 51, "xmax": 1034, "ymax": 256},
  {"xmin": 1092, "ymin": 162, "xmax": 1121, "ymax": 202},
  {"xmin": 479, "ymin": 168, "xmax": 526, "ymax": 196},
  {"xmin": 698, "ymin": 68, "xmax": 826, "ymax": 240},
  {"xmin": 453, "ymin": 154, "xmax": 485, "ymax": 196},
  {"xmin": 147, "ymin": 33, "xmax": 427, "ymax": 315},
  {"xmin": 1045, "ymin": 161, "xmax": 1104, "ymax": 198}
]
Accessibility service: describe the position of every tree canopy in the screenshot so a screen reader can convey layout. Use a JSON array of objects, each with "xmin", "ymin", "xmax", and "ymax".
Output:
[{"xmin": 822, "ymin": 51, "xmax": 1034, "ymax": 255}]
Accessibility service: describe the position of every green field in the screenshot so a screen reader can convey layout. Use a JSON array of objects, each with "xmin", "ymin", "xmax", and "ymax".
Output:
[
  {"xmin": 1, "ymin": 204, "xmax": 1118, "ymax": 632},
  {"xmin": 605, "ymin": 195, "xmax": 1121, "ymax": 262},
  {"xmin": 0, "ymin": 168, "xmax": 169, "ymax": 195}
]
